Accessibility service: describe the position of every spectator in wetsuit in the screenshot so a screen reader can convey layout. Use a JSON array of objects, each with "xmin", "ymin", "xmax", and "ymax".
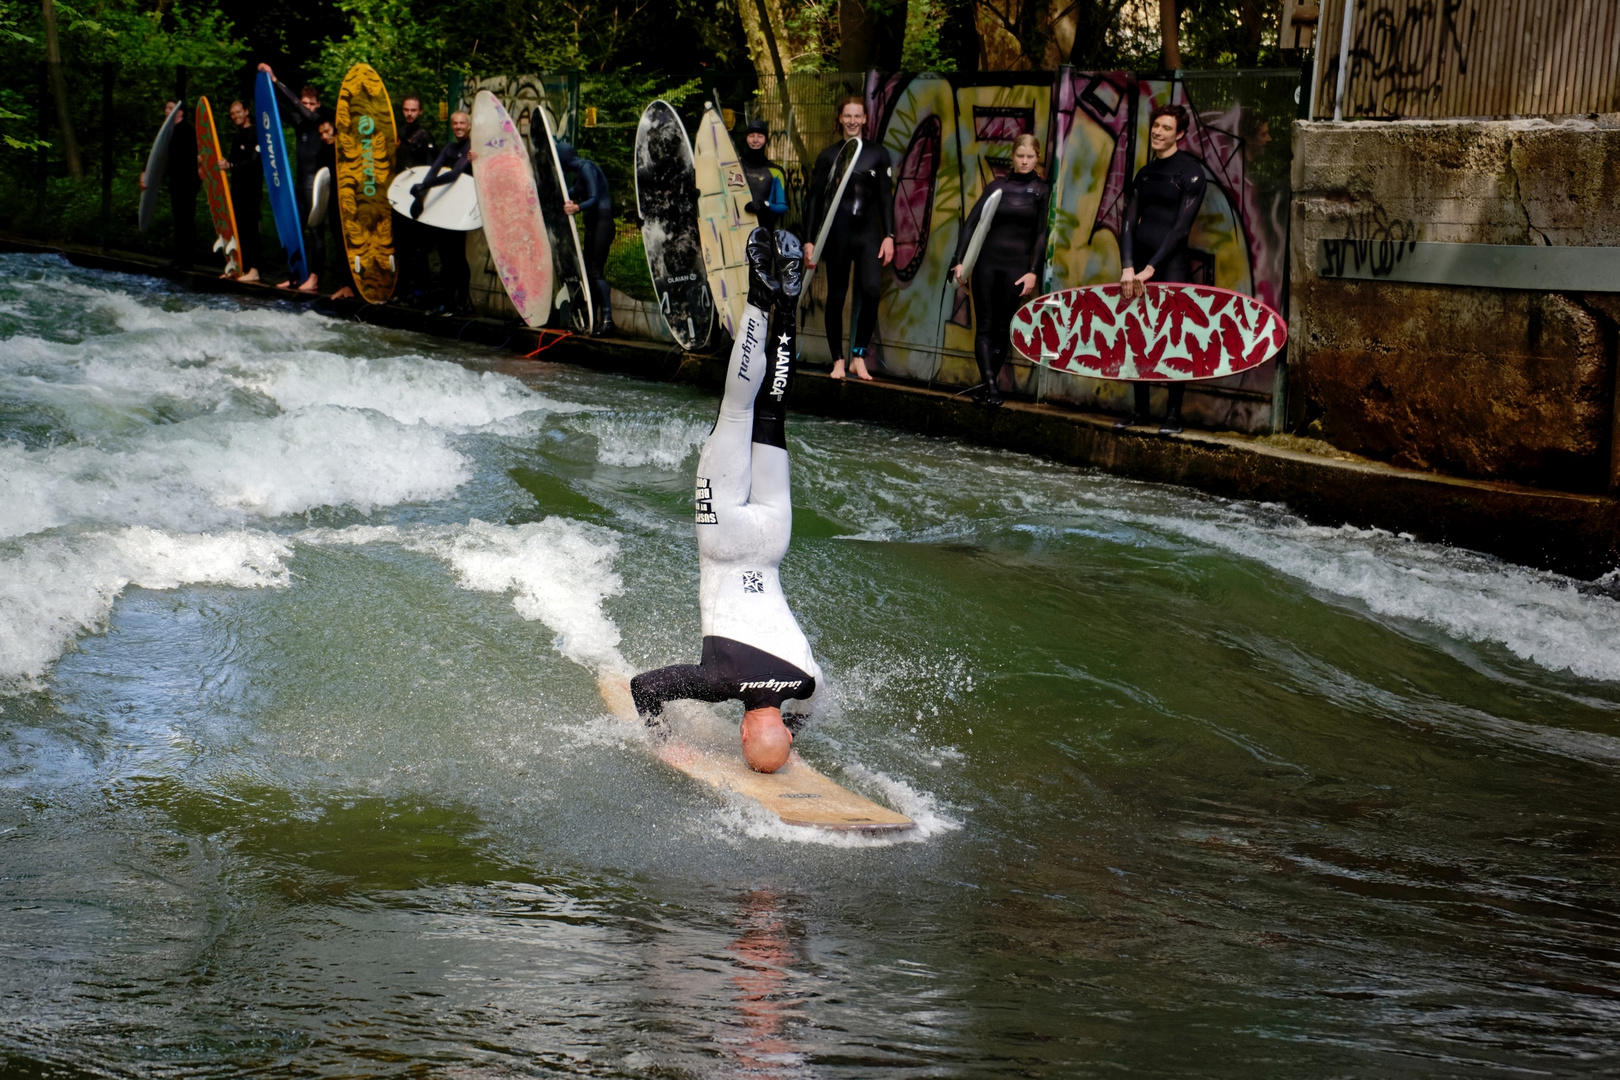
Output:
[
  {"xmin": 558, "ymin": 142, "xmax": 615, "ymax": 336},
  {"xmin": 224, "ymin": 100, "xmax": 262, "ymax": 282},
  {"xmin": 803, "ymin": 96, "xmax": 893, "ymax": 382},
  {"xmin": 951, "ymin": 134, "xmax": 1050, "ymax": 408},
  {"xmin": 394, "ymin": 94, "xmax": 437, "ymax": 306},
  {"xmin": 256, "ymin": 64, "xmax": 330, "ymax": 290},
  {"xmin": 411, "ymin": 110, "xmax": 473, "ymax": 314},
  {"xmin": 1118, "ymin": 103, "xmax": 1207, "ymax": 434},
  {"xmin": 316, "ymin": 119, "xmax": 356, "ymax": 300},
  {"xmin": 141, "ymin": 101, "xmax": 199, "ymax": 270},
  {"xmin": 738, "ymin": 118, "xmax": 788, "ymax": 229}
]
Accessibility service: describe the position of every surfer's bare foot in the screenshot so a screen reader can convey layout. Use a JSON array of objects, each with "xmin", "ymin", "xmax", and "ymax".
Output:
[
  {"xmin": 239, "ymin": 268, "xmax": 260, "ymax": 283},
  {"xmin": 741, "ymin": 707, "xmax": 792, "ymax": 773},
  {"xmin": 830, "ymin": 358, "xmax": 846, "ymax": 380},
  {"xmin": 298, "ymin": 274, "xmax": 320, "ymax": 293},
  {"xmin": 331, "ymin": 286, "xmax": 355, "ymax": 300},
  {"xmin": 275, "ymin": 280, "xmax": 294, "ymax": 289},
  {"xmin": 850, "ymin": 356, "xmax": 874, "ymax": 381}
]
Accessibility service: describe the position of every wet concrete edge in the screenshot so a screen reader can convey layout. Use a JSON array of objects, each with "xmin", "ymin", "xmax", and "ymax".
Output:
[{"xmin": 8, "ymin": 235, "xmax": 1618, "ymax": 580}]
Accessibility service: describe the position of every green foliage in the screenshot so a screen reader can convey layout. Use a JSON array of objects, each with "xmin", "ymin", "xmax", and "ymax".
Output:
[
  {"xmin": 604, "ymin": 224, "xmax": 654, "ymax": 301},
  {"xmin": 576, "ymin": 70, "xmax": 703, "ymax": 194},
  {"xmin": 900, "ymin": 0, "xmax": 953, "ymax": 73}
]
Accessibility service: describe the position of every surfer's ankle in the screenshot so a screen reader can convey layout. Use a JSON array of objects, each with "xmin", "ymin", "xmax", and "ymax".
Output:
[{"xmin": 830, "ymin": 358, "xmax": 846, "ymax": 380}]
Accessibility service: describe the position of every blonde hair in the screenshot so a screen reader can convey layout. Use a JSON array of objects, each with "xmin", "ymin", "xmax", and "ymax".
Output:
[{"xmin": 1012, "ymin": 133, "xmax": 1042, "ymax": 161}]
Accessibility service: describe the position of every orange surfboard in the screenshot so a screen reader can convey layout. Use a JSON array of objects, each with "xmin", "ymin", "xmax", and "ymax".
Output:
[{"xmin": 194, "ymin": 97, "xmax": 241, "ymax": 277}]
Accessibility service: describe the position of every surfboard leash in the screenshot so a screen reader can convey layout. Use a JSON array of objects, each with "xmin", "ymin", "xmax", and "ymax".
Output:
[{"xmin": 523, "ymin": 329, "xmax": 575, "ymax": 357}]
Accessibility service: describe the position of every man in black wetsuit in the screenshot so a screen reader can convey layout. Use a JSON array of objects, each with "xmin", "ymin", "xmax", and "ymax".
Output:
[
  {"xmin": 316, "ymin": 119, "xmax": 356, "ymax": 300},
  {"xmin": 225, "ymin": 100, "xmax": 262, "ymax": 282},
  {"xmin": 163, "ymin": 102, "xmax": 200, "ymax": 270},
  {"xmin": 394, "ymin": 94, "xmax": 437, "ymax": 306},
  {"xmin": 739, "ymin": 119, "xmax": 788, "ymax": 230},
  {"xmin": 411, "ymin": 110, "xmax": 472, "ymax": 314},
  {"xmin": 257, "ymin": 64, "xmax": 330, "ymax": 290},
  {"xmin": 627, "ymin": 227, "xmax": 818, "ymax": 774},
  {"xmin": 1118, "ymin": 103, "xmax": 1207, "ymax": 433},
  {"xmin": 951, "ymin": 134, "xmax": 1050, "ymax": 407},
  {"xmin": 803, "ymin": 96, "xmax": 894, "ymax": 382},
  {"xmin": 558, "ymin": 142, "xmax": 615, "ymax": 336}
]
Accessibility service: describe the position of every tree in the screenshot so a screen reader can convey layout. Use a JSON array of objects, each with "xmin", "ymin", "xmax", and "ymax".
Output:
[{"xmin": 839, "ymin": 0, "xmax": 907, "ymax": 72}]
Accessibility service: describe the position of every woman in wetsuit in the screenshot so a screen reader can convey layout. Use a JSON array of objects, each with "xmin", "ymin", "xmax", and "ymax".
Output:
[
  {"xmin": 631, "ymin": 227, "xmax": 820, "ymax": 774},
  {"xmin": 951, "ymin": 134, "xmax": 1050, "ymax": 407},
  {"xmin": 803, "ymin": 97, "xmax": 894, "ymax": 382},
  {"xmin": 1118, "ymin": 103, "xmax": 1207, "ymax": 433}
]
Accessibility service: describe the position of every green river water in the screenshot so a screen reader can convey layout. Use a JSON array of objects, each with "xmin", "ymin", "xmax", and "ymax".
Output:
[{"xmin": 2, "ymin": 254, "xmax": 1618, "ymax": 1077}]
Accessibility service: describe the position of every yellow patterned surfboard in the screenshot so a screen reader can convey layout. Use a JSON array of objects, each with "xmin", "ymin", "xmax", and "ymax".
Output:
[{"xmin": 335, "ymin": 63, "xmax": 397, "ymax": 303}]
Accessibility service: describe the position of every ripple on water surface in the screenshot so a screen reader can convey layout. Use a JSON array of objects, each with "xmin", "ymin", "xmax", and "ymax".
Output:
[{"xmin": 2, "ymin": 254, "xmax": 1619, "ymax": 1077}]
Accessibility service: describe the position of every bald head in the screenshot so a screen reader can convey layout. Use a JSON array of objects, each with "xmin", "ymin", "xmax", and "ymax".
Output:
[
  {"xmin": 741, "ymin": 707, "xmax": 792, "ymax": 773},
  {"xmin": 450, "ymin": 111, "xmax": 471, "ymax": 139}
]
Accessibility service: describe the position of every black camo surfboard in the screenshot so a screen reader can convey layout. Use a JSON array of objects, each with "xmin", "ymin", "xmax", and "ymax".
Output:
[{"xmin": 635, "ymin": 100, "xmax": 715, "ymax": 351}]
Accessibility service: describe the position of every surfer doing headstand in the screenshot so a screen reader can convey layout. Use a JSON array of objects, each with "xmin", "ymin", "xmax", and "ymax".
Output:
[
  {"xmin": 629, "ymin": 227, "xmax": 820, "ymax": 774},
  {"xmin": 951, "ymin": 134, "xmax": 1050, "ymax": 407},
  {"xmin": 804, "ymin": 97, "xmax": 894, "ymax": 382},
  {"xmin": 1118, "ymin": 103, "xmax": 1207, "ymax": 434}
]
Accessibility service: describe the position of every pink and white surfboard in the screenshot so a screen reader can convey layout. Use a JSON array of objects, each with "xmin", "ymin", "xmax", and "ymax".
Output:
[
  {"xmin": 469, "ymin": 91, "xmax": 553, "ymax": 327},
  {"xmin": 1009, "ymin": 284, "xmax": 1287, "ymax": 381}
]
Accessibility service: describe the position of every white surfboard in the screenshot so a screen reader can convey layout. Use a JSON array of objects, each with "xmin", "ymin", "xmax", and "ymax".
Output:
[
  {"xmin": 597, "ymin": 673, "xmax": 913, "ymax": 832},
  {"xmin": 956, "ymin": 187, "xmax": 1001, "ymax": 284},
  {"xmin": 308, "ymin": 167, "xmax": 331, "ymax": 227},
  {"xmin": 137, "ymin": 105, "xmax": 182, "ymax": 233},
  {"xmin": 388, "ymin": 164, "xmax": 483, "ymax": 231}
]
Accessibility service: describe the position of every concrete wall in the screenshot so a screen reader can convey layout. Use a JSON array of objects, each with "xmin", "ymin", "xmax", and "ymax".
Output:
[{"xmin": 1290, "ymin": 118, "xmax": 1620, "ymax": 490}]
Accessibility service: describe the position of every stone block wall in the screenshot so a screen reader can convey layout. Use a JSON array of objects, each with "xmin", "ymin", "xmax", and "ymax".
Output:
[{"xmin": 1290, "ymin": 118, "xmax": 1620, "ymax": 490}]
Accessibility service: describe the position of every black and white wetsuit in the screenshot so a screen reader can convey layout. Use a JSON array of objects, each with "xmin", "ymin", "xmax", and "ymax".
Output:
[
  {"xmin": 806, "ymin": 140, "xmax": 893, "ymax": 363},
  {"xmin": 953, "ymin": 170, "xmax": 1051, "ymax": 396},
  {"xmin": 632, "ymin": 230, "xmax": 822, "ymax": 725}
]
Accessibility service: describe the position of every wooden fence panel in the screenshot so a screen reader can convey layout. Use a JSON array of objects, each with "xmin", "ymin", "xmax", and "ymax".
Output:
[{"xmin": 1313, "ymin": 0, "xmax": 1620, "ymax": 118}]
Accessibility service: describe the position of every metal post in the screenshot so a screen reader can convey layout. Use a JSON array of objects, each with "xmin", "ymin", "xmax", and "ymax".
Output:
[
  {"xmin": 37, "ymin": 61, "xmax": 48, "ymax": 223},
  {"xmin": 102, "ymin": 62, "xmax": 114, "ymax": 247},
  {"xmin": 1332, "ymin": 0, "xmax": 1355, "ymax": 120}
]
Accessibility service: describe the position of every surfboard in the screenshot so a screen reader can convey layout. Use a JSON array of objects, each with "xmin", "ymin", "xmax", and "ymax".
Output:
[
  {"xmin": 137, "ymin": 104, "xmax": 181, "ymax": 233},
  {"xmin": 532, "ymin": 105, "xmax": 593, "ymax": 332},
  {"xmin": 255, "ymin": 70, "xmax": 308, "ymax": 284},
  {"xmin": 334, "ymin": 62, "xmax": 397, "ymax": 303},
  {"xmin": 308, "ymin": 167, "xmax": 331, "ymax": 226},
  {"xmin": 635, "ymin": 99, "xmax": 714, "ymax": 351},
  {"xmin": 388, "ymin": 165, "xmax": 483, "ymax": 231},
  {"xmin": 693, "ymin": 101, "xmax": 758, "ymax": 341},
  {"xmin": 596, "ymin": 673, "xmax": 913, "ymax": 832},
  {"xmin": 469, "ymin": 90, "xmax": 553, "ymax": 326},
  {"xmin": 800, "ymin": 137, "xmax": 860, "ymax": 303},
  {"xmin": 1009, "ymin": 283, "xmax": 1288, "ymax": 381},
  {"xmin": 193, "ymin": 97, "xmax": 240, "ymax": 276},
  {"xmin": 956, "ymin": 188, "xmax": 1000, "ymax": 285}
]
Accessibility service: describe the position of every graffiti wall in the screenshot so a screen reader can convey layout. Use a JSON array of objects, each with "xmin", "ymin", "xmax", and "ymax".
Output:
[{"xmin": 809, "ymin": 67, "xmax": 1296, "ymax": 433}]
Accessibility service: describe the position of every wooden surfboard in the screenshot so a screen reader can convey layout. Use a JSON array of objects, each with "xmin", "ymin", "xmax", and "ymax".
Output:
[
  {"xmin": 194, "ymin": 97, "xmax": 240, "ymax": 276},
  {"xmin": 255, "ymin": 71, "xmax": 308, "ymax": 284},
  {"xmin": 693, "ymin": 101, "xmax": 758, "ymax": 340},
  {"xmin": 635, "ymin": 99, "xmax": 714, "ymax": 351},
  {"xmin": 532, "ymin": 105, "xmax": 593, "ymax": 332},
  {"xmin": 1009, "ymin": 283, "xmax": 1288, "ymax": 381},
  {"xmin": 137, "ymin": 104, "xmax": 181, "ymax": 233},
  {"xmin": 597, "ymin": 673, "xmax": 913, "ymax": 833},
  {"xmin": 387, "ymin": 166, "xmax": 483, "ymax": 231},
  {"xmin": 469, "ymin": 90, "xmax": 553, "ymax": 327},
  {"xmin": 334, "ymin": 62, "xmax": 397, "ymax": 303}
]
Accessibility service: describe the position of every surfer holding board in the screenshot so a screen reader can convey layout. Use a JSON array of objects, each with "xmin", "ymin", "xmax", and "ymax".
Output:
[
  {"xmin": 627, "ymin": 227, "xmax": 819, "ymax": 774},
  {"xmin": 950, "ymin": 134, "xmax": 1050, "ymax": 407}
]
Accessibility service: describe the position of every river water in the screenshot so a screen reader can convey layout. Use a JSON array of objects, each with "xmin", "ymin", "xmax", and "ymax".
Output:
[{"xmin": 2, "ymin": 253, "xmax": 1618, "ymax": 1077}]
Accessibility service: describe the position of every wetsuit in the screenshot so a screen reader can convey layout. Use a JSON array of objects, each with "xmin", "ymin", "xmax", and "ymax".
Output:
[
  {"xmin": 315, "ymin": 137, "xmax": 354, "ymax": 292},
  {"xmin": 1119, "ymin": 150, "xmax": 1206, "ymax": 428},
  {"xmin": 415, "ymin": 136, "xmax": 472, "ymax": 311},
  {"xmin": 632, "ymin": 228, "xmax": 822, "ymax": 728},
  {"xmin": 227, "ymin": 116, "xmax": 263, "ymax": 275},
  {"xmin": 740, "ymin": 146, "xmax": 788, "ymax": 230},
  {"xmin": 953, "ymin": 170, "xmax": 1051, "ymax": 404},
  {"xmin": 558, "ymin": 143, "xmax": 614, "ymax": 334},
  {"xmin": 165, "ymin": 113, "xmax": 199, "ymax": 269},
  {"xmin": 272, "ymin": 81, "xmax": 330, "ymax": 282},
  {"xmin": 395, "ymin": 116, "xmax": 437, "ymax": 303},
  {"xmin": 806, "ymin": 140, "xmax": 893, "ymax": 365}
]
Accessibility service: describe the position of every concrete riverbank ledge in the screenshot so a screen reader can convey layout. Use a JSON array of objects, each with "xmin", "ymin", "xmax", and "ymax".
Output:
[{"xmin": 9, "ymin": 236, "xmax": 1620, "ymax": 580}]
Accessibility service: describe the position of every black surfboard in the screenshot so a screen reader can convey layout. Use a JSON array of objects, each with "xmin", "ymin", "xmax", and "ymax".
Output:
[
  {"xmin": 635, "ymin": 100, "xmax": 714, "ymax": 351},
  {"xmin": 533, "ymin": 107, "xmax": 593, "ymax": 333}
]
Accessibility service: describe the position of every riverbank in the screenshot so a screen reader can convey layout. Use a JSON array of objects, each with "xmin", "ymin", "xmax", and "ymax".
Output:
[{"xmin": 8, "ymin": 235, "xmax": 1618, "ymax": 579}]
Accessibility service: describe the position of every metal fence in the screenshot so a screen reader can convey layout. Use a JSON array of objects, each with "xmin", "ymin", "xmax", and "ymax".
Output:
[{"xmin": 1312, "ymin": 0, "xmax": 1620, "ymax": 118}]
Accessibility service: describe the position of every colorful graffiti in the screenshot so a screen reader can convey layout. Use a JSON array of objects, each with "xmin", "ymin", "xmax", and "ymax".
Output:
[{"xmin": 800, "ymin": 68, "xmax": 1292, "ymax": 432}]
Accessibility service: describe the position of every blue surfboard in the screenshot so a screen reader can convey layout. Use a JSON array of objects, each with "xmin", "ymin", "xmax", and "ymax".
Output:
[{"xmin": 255, "ymin": 71, "xmax": 308, "ymax": 284}]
